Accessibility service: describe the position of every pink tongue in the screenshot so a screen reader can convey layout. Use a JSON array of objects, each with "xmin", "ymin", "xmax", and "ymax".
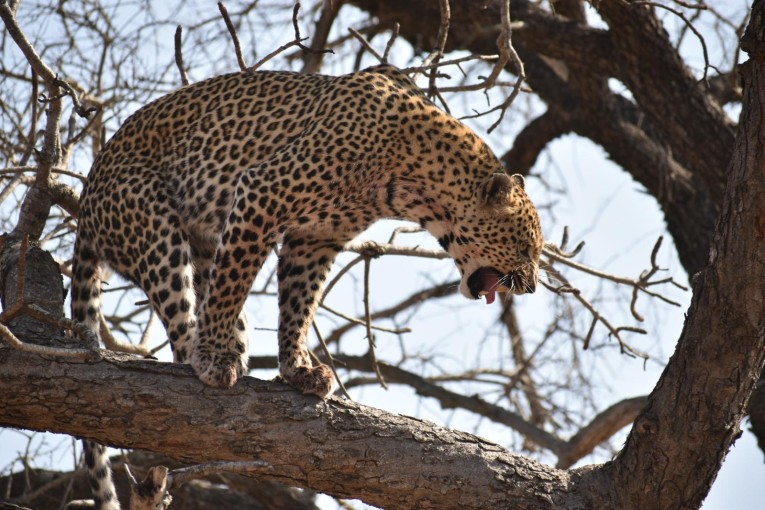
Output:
[{"xmin": 482, "ymin": 272, "xmax": 500, "ymax": 305}]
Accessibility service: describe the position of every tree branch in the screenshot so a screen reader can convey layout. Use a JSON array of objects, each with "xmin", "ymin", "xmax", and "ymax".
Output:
[
  {"xmin": 0, "ymin": 348, "xmax": 579, "ymax": 510},
  {"xmin": 500, "ymin": 109, "xmax": 571, "ymax": 175},
  {"xmin": 594, "ymin": 0, "xmax": 733, "ymax": 197}
]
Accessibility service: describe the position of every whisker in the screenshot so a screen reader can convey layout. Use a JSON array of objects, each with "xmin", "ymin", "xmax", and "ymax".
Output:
[{"xmin": 540, "ymin": 270, "xmax": 565, "ymax": 287}]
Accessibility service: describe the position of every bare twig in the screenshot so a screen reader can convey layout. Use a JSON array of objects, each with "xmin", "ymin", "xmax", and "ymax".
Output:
[
  {"xmin": 400, "ymin": 54, "xmax": 500, "ymax": 75},
  {"xmin": 312, "ymin": 322, "xmax": 352, "ymax": 400},
  {"xmin": 0, "ymin": 166, "xmax": 87, "ymax": 183},
  {"xmin": 348, "ymin": 27, "xmax": 385, "ymax": 63},
  {"xmin": 459, "ymin": 0, "xmax": 525, "ymax": 132},
  {"xmin": 421, "ymin": 0, "xmax": 451, "ymax": 99},
  {"xmin": 540, "ymin": 268, "xmax": 649, "ymax": 360},
  {"xmin": 174, "ymin": 26, "xmax": 190, "ymax": 86},
  {"xmin": 319, "ymin": 303, "xmax": 411, "ymax": 336},
  {"xmin": 20, "ymin": 68, "xmax": 38, "ymax": 166},
  {"xmin": 218, "ymin": 2, "xmax": 247, "ymax": 71},
  {"xmin": 543, "ymin": 238, "xmax": 686, "ymax": 309},
  {"xmin": 382, "ymin": 23, "xmax": 400, "ymax": 63},
  {"xmin": 139, "ymin": 310, "xmax": 159, "ymax": 348},
  {"xmin": 363, "ymin": 258, "xmax": 388, "ymax": 389},
  {"xmin": 323, "ymin": 280, "xmax": 454, "ymax": 346},
  {"xmin": 344, "ymin": 240, "xmax": 449, "ymax": 260},
  {"xmin": 322, "ymin": 254, "xmax": 365, "ymax": 299},
  {"xmin": 633, "ymin": 1, "xmax": 719, "ymax": 83},
  {"xmin": 292, "ymin": 2, "xmax": 334, "ymax": 55},
  {"xmin": 301, "ymin": 0, "xmax": 341, "ymax": 73},
  {"xmin": 250, "ymin": 3, "xmax": 332, "ymax": 71}
]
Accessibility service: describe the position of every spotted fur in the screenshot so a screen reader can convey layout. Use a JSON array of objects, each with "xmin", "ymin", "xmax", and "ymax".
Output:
[
  {"xmin": 74, "ymin": 63, "xmax": 542, "ymax": 392},
  {"xmin": 81, "ymin": 440, "xmax": 119, "ymax": 510},
  {"xmin": 72, "ymin": 66, "xmax": 542, "ymax": 505}
]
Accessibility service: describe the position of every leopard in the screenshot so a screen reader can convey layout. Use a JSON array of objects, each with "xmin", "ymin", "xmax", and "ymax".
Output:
[{"xmin": 71, "ymin": 65, "xmax": 543, "ymax": 509}]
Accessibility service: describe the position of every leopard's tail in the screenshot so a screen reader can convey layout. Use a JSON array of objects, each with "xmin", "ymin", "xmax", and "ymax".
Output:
[
  {"xmin": 81, "ymin": 440, "xmax": 121, "ymax": 510},
  {"xmin": 71, "ymin": 240, "xmax": 120, "ymax": 509},
  {"xmin": 70, "ymin": 238, "xmax": 104, "ymax": 343}
]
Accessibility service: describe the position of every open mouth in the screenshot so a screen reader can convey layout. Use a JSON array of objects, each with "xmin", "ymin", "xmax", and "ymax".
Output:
[
  {"xmin": 467, "ymin": 267, "xmax": 509, "ymax": 305},
  {"xmin": 467, "ymin": 267, "xmax": 537, "ymax": 304}
]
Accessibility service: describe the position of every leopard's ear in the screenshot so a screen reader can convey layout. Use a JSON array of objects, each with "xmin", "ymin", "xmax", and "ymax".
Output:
[
  {"xmin": 509, "ymin": 173, "xmax": 525, "ymax": 189},
  {"xmin": 478, "ymin": 172, "xmax": 523, "ymax": 208}
]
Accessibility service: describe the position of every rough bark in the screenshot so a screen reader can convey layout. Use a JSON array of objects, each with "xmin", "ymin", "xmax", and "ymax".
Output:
[
  {"xmin": 0, "ymin": 348, "xmax": 580, "ymax": 510},
  {"xmin": 0, "ymin": 240, "xmax": 65, "ymax": 345},
  {"xmin": 594, "ymin": 3, "xmax": 765, "ymax": 507}
]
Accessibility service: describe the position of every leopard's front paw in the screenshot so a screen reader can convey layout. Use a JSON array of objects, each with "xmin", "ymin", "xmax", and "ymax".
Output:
[
  {"xmin": 191, "ymin": 344, "xmax": 246, "ymax": 389},
  {"xmin": 281, "ymin": 364, "xmax": 337, "ymax": 399}
]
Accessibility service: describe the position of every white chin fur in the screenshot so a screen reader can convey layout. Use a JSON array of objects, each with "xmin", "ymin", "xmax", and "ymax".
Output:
[{"xmin": 458, "ymin": 278, "xmax": 474, "ymax": 299}]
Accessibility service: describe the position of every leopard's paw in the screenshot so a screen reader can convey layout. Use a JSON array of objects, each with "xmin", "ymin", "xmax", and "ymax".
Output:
[
  {"xmin": 191, "ymin": 345, "xmax": 245, "ymax": 389},
  {"xmin": 281, "ymin": 364, "xmax": 337, "ymax": 399}
]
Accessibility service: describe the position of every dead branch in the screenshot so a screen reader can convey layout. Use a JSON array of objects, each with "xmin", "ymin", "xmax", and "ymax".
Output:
[
  {"xmin": 250, "ymin": 3, "xmax": 331, "ymax": 71},
  {"xmin": 382, "ymin": 22, "xmax": 399, "ymax": 63},
  {"xmin": 347, "ymin": 27, "xmax": 385, "ymax": 63},
  {"xmin": 544, "ymin": 235, "xmax": 687, "ymax": 312},
  {"xmin": 556, "ymin": 396, "xmax": 648, "ymax": 469},
  {"xmin": 218, "ymin": 2, "xmax": 247, "ymax": 71},
  {"xmin": 174, "ymin": 26, "xmax": 190, "ymax": 86},
  {"xmin": 301, "ymin": 0, "xmax": 342, "ymax": 73},
  {"xmin": 500, "ymin": 297, "xmax": 547, "ymax": 437},
  {"xmin": 323, "ymin": 280, "xmax": 456, "ymax": 346},
  {"xmin": 344, "ymin": 240, "xmax": 448, "ymax": 259},
  {"xmin": 421, "ymin": 0, "xmax": 451, "ymax": 101},
  {"xmin": 362, "ymin": 257, "xmax": 387, "ymax": 389}
]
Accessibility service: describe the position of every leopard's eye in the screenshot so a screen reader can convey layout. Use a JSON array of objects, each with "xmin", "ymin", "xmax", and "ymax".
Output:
[{"xmin": 520, "ymin": 246, "xmax": 531, "ymax": 259}]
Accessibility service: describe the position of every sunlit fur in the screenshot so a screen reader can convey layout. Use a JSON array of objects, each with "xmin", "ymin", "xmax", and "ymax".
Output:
[{"xmin": 72, "ymin": 65, "xmax": 543, "ymax": 509}]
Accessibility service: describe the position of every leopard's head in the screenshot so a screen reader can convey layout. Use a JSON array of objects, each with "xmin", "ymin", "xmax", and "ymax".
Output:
[{"xmin": 441, "ymin": 173, "xmax": 543, "ymax": 305}]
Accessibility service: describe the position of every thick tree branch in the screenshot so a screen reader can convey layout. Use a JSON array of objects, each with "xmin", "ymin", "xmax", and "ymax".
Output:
[
  {"xmin": 595, "ymin": 0, "xmax": 734, "ymax": 197},
  {"xmin": 252, "ymin": 352, "xmax": 645, "ymax": 468},
  {"xmin": 0, "ymin": 348, "xmax": 580, "ymax": 510},
  {"xmin": 500, "ymin": 109, "xmax": 570, "ymax": 176}
]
